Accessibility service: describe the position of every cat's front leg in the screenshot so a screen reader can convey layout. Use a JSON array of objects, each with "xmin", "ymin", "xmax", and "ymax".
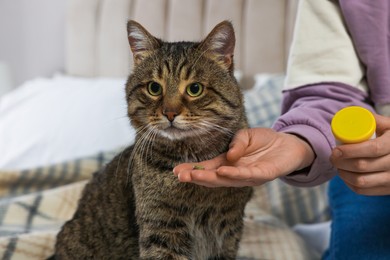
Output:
[
  {"xmin": 207, "ymin": 237, "xmax": 239, "ymax": 260},
  {"xmin": 221, "ymin": 232, "xmax": 242, "ymax": 259},
  {"xmin": 208, "ymin": 216, "xmax": 244, "ymax": 260},
  {"xmin": 138, "ymin": 221, "xmax": 193, "ymax": 260}
]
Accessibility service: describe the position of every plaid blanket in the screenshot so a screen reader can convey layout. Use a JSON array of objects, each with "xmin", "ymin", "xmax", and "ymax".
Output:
[
  {"xmin": 0, "ymin": 150, "xmax": 115, "ymax": 259},
  {"xmin": 0, "ymin": 147, "xmax": 327, "ymax": 259}
]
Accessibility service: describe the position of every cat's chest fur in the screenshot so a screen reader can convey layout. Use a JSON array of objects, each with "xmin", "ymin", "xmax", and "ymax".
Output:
[{"xmin": 130, "ymin": 149, "xmax": 252, "ymax": 258}]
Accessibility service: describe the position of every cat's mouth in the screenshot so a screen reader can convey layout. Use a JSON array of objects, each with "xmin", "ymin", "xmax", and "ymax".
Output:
[
  {"xmin": 159, "ymin": 125, "xmax": 188, "ymax": 140},
  {"xmin": 157, "ymin": 121, "xmax": 204, "ymax": 141}
]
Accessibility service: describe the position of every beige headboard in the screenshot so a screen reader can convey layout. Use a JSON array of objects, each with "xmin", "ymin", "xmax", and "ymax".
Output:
[{"xmin": 66, "ymin": 0, "xmax": 298, "ymax": 87}]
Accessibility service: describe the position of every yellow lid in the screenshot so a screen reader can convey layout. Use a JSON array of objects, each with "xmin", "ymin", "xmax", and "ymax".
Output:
[{"xmin": 331, "ymin": 106, "xmax": 376, "ymax": 144}]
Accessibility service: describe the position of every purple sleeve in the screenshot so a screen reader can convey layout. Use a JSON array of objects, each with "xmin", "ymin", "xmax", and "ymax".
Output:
[
  {"xmin": 272, "ymin": 82, "xmax": 373, "ymax": 187},
  {"xmin": 339, "ymin": 0, "xmax": 390, "ymax": 105}
]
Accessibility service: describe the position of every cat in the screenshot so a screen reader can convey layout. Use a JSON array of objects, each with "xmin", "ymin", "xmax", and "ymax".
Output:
[{"xmin": 52, "ymin": 20, "xmax": 253, "ymax": 259}]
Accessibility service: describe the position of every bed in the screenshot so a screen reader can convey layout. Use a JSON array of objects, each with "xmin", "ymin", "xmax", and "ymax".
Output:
[{"xmin": 0, "ymin": 0, "xmax": 329, "ymax": 259}]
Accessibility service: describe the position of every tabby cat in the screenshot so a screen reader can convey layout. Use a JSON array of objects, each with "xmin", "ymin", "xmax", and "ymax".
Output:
[{"xmin": 53, "ymin": 20, "xmax": 253, "ymax": 259}]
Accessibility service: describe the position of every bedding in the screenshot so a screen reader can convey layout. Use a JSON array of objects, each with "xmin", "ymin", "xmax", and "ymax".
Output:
[
  {"xmin": 0, "ymin": 148, "xmax": 318, "ymax": 260},
  {"xmin": 0, "ymin": 74, "xmax": 327, "ymax": 259},
  {"xmin": 0, "ymin": 75, "xmax": 134, "ymax": 170}
]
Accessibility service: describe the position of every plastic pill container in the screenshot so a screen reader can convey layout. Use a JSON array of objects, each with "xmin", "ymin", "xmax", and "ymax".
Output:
[{"xmin": 331, "ymin": 106, "xmax": 376, "ymax": 144}]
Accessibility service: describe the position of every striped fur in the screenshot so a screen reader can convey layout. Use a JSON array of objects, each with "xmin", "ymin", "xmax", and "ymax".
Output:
[{"xmin": 53, "ymin": 20, "xmax": 252, "ymax": 259}]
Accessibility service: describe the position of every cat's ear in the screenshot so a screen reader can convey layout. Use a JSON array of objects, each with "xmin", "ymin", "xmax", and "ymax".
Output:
[
  {"xmin": 127, "ymin": 20, "xmax": 162, "ymax": 65},
  {"xmin": 198, "ymin": 21, "xmax": 235, "ymax": 71}
]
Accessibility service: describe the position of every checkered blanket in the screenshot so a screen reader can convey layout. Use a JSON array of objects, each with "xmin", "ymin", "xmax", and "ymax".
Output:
[
  {"xmin": 0, "ymin": 150, "xmax": 116, "ymax": 259},
  {"xmin": 0, "ymin": 146, "xmax": 327, "ymax": 259}
]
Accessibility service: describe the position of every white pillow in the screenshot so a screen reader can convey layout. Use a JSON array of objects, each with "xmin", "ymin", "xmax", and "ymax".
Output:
[{"xmin": 0, "ymin": 75, "xmax": 135, "ymax": 170}]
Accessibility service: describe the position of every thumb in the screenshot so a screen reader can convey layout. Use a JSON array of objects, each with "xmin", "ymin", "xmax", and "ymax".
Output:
[
  {"xmin": 374, "ymin": 114, "xmax": 390, "ymax": 136},
  {"xmin": 226, "ymin": 130, "xmax": 250, "ymax": 162}
]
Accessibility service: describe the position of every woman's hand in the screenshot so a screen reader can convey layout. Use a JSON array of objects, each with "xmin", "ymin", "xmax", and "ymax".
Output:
[
  {"xmin": 330, "ymin": 114, "xmax": 390, "ymax": 196},
  {"xmin": 173, "ymin": 128, "xmax": 315, "ymax": 188}
]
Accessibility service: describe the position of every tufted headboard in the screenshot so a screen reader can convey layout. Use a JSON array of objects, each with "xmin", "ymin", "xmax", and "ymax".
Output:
[{"xmin": 66, "ymin": 0, "xmax": 298, "ymax": 88}]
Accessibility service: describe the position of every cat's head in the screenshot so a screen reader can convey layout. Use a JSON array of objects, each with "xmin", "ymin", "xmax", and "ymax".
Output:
[{"xmin": 125, "ymin": 20, "xmax": 247, "ymax": 144}]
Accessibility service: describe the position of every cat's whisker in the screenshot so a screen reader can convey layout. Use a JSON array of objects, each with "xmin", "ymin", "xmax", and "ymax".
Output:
[
  {"xmin": 114, "ymin": 146, "xmax": 127, "ymax": 180},
  {"xmin": 194, "ymin": 120, "xmax": 235, "ymax": 138},
  {"xmin": 106, "ymin": 113, "xmax": 131, "ymax": 123},
  {"xmin": 127, "ymin": 125, "xmax": 153, "ymax": 179},
  {"xmin": 140, "ymin": 126, "xmax": 158, "ymax": 172},
  {"xmin": 140, "ymin": 126, "xmax": 159, "ymax": 167}
]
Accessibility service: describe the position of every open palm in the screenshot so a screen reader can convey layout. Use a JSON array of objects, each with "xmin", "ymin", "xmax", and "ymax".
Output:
[{"xmin": 173, "ymin": 128, "xmax": 315, "ymax": 188}]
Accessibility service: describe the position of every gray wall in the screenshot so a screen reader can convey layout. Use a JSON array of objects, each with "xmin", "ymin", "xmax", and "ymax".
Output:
[{"xmin": 0, "ymin": 0, "xmax": 67, "ymax": 90}]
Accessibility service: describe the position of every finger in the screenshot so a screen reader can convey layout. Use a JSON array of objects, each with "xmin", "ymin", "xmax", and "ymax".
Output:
[
  {"xmin": 177, "ymin": 169, "xmax": 193, "ymax": 182},
  {"xmin": 332, "ymin": 131, "xmax": 390, "ymax": 159},
  {"xmin": 173, "ymin": 163, "xmax": 194, "ymax": 176},
  {"xmin": 343, "ymin": 181, "xmax": 390, "ymax": 196},
  {"xmin": 217, "ymin": 165, "xmax": 273, "ymax": 183},
  {"xmin": 173, "ymin": 153, "xmax": 227, "ymax": 176},
  {"xmin": 176, "ymin": 168, "xmax": 254, "ymax": 187},
  {"xmin": 331, "ymin": 154, "xmax": 390, "ymax": 173},
  {"xmin": 374, "ymin": 114, "xmax": 390, "ymax": 135},
  {"xmin": 226, "ymin": 130, "xmax": 250, "ymax": 162},
  {"xmin": 217, "ymin": 166, "xmax": 252, "ymax": 180},
  {"xmin": 338, "ymin": 170, "xmax": 390, "ymax": 190},
  {"xmin": 190, "ymin": 169, "xmax": 258, "ymax": 188}
]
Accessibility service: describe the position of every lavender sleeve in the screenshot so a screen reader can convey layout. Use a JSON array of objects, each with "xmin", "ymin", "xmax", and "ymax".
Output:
[
  {"xmin": 272, "ymin": 83, "xmax": 373, "ymax": 187},
  {"xmin": 339, "ymin": 0, "xmax": 390, "ymax": 105}
]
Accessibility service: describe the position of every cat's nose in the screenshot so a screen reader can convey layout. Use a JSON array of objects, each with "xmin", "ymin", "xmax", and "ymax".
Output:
[{"xmin": 164, "ymin": 111, "xmax": 178, "ymax": 122}]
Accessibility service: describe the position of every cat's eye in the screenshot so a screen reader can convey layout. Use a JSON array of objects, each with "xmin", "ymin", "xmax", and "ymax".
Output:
[
  {"xmin": 186, "ymin": 83, "xmax": 203, "ymax": 97},
  {"xmin": 147, "ymin": 82, "xmax": 162, "ymax": 96}
]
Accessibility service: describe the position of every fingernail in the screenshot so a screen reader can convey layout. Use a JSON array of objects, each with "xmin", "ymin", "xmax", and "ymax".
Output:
[{"xmin": 177, "ymin": 173, "xmax": 189, "ymax": 183}]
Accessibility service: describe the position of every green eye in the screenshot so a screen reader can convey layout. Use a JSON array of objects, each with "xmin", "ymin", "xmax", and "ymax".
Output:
[
  {"xmin": 186, "ymin": 83, "xmax": 203, "ymax": 97},
  {"xmin": 147, "ymin": 82, "xmax": 162, "ymax": 96}
]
